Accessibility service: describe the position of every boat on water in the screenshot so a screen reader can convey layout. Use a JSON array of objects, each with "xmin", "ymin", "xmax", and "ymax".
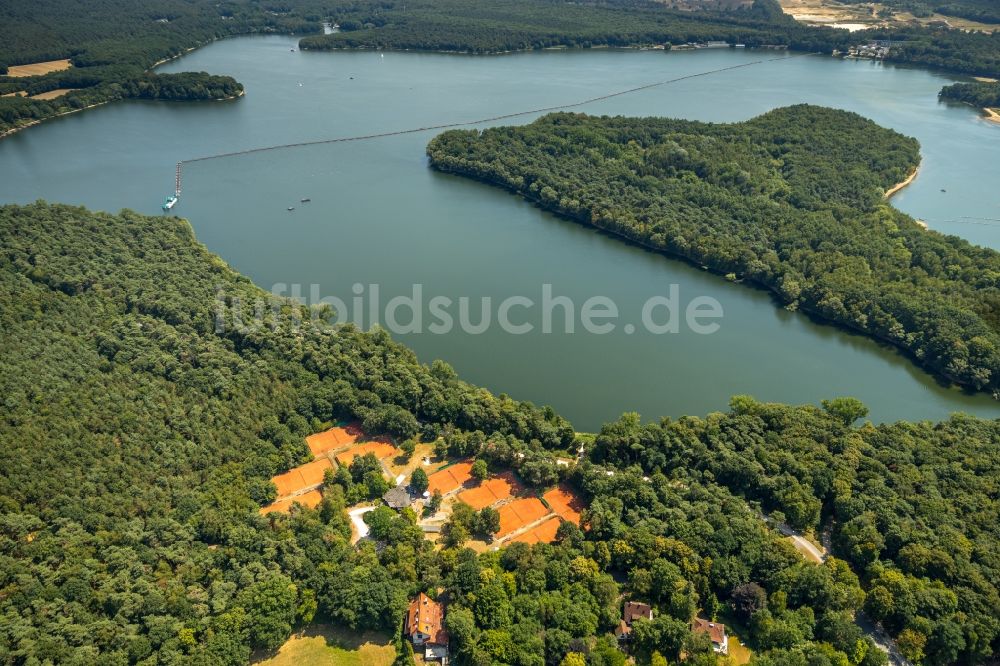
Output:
[
  {"xmin": 287, "ymin": 206, "xmax": 295, "ymax": 211},
  {"xmin": 300, "ymin": 198, "xmax": 311, "ymax": 203},
  {"xmin": 162, "ymin": 195, "xmax": 178, "ymax": 211}
]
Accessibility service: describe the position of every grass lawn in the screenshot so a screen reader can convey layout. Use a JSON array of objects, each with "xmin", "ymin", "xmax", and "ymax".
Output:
[
  {"xmin": 715, "ymin": 610, "xmax": 754, "ymax": 666},
  {"xmin": 254, "ymin": 624, "xmax": 396, "ymax": 666}
]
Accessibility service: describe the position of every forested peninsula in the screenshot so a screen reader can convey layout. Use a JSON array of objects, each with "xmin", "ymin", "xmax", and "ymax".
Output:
[
  {"xmin": 427, "ymin": 105, "xmax": 1000, "ymax": 395},
  {"xmin": 1, "ymin": 201, "xmax": 998, "ymax": 664},
  {"xmin": 939, "ymin": 81, "xmax": 1000, "ymax": 111}
]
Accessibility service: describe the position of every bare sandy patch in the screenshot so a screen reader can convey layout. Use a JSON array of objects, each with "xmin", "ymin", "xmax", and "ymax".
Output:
[
  {"xmin": 779, "ymin": 0, "xmax": 997, "ymax": 32},
  {"xmin": 1, "ymin": 91, "xmax": 26, "ymax": 98},
  {"xmin": 7, "ymin": 59, "xmax": 72, "ymax": 77},
  {"xmin": 885, "ymin": 166, "xmax": 919, "ymax": 199},
  {"xmin": 983, "ymin": 108, "xmax": 1000, "ymax": 125}
]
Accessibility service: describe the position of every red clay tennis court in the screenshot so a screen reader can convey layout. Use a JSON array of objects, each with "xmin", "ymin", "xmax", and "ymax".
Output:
[
  {"xmin": 271, "ymin": 458, "xmax": 333, "ymax": 496},
  {"xmin": 509, "ymin": 516, "xmax": 562, "ymax": 544},
  {"xmin": 306, "ymin": 422, "xmax": 364, "ymax": 456},
  {"xmin": 497, "ymin": 497, "xmax": 551, "ymax": 538},
  {"xmin": 543, "ymin": 485, "xmax": 585, "ymax": 525},
  {"xmin": 260, "ymin": 489, "xmax": 323, "ymax": 515},
  {"xmin": 334, "ymin": 439, "xmax": 399, "ymax": 466},
  {"xmin": 427, "ymin": 461, "xmax": 473, "ymax": 495},
  {"xmin": 457, "ymin": 472, "xmax": 523, "ymax": 509}
]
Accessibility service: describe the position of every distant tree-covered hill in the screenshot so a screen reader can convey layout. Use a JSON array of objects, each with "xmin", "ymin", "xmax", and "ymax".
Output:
[
  {"xmin": 427, "ymin": 105, "xmax": 1000, "ymax": 395},
  {"xmin": 2, "ymin": 0, "xmax": 999, "ymax": 137}
]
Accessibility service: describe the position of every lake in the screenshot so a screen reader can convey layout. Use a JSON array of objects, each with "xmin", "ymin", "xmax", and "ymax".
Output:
[{"xmin": 2, "ymin": 36, "xmax": 999, "ymax": 430}]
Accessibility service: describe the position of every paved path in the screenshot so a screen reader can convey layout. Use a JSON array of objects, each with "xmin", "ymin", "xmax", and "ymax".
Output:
[
  {"xmin": 348, "ymin": 506, "xmax": 375, "ymax": 543},
  {"xmin": 762, "ymin": 515, "xmax": 909, "ymax": 666}
]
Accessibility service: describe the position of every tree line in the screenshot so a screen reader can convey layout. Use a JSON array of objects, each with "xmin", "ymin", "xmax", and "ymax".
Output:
[{"xmin": 427, "ymin": 105, "xmax": 1000, "ymax": 396}]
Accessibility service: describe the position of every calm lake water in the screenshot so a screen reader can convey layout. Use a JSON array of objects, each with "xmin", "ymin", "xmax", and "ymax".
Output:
[{"xmin": 3, "ymin": 36, "xmax": 999, "ymax": 430}]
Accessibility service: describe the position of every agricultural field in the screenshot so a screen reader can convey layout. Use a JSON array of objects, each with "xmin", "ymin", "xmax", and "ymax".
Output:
[{"xmin": 6, "ymin": 59, "xmax": 72, "ymax": 77}]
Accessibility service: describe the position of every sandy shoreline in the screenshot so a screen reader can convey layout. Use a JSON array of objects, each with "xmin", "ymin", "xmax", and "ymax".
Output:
[
  {"xmin": 884, "ymin": 165, "xmax": 919, "ymax": 199},
  {"xmin": 0, "ymin": 101, "xmax": 110, "ymax": 141},
  {"xmin": 149, "ymin": 47, "xmax": 198, "ymax": 71},
  {"xmin": 983, "ymin": 108, "xmax": 1000, "ymax": 125}
]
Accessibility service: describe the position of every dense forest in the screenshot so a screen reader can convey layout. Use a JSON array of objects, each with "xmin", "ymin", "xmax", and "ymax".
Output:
[
  {"xmin": 939, "ymin": 80, "xmax": 1000, "ymax": 108},
  {"xmin": 1, "ymin": 202, "xmax": 998, "ymax": 665},
  {"xmin": 590, "ymin": 399, "xmax": 1000, "ymax": 664},
  {"xmin": 427, "ymin": 105, "xmax": 1000, "ymax": 395}
]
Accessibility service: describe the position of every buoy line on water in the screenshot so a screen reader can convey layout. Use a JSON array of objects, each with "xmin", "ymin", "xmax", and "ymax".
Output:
[{"xmin": 171, "ymin": 52, "xmax": 815, "ymax": 191}]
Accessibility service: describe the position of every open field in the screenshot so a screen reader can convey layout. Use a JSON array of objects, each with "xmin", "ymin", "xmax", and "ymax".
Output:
[
  {"xmin": 29, "ymin": 89, "xmax": 78, "ymax": 101},
  {"xmin": 1, "ymin": 92, "xmax": 26, "ymax": 98},
  {"xmin": 6, "ymin": 59, "xmax": 72, "ymax": 77},
  {"xmin": 497, "ymin": 497, "xmax": 550, "ymax": 538},
  {"xmin": 306, "ymin": 423, "xmax": 363, "ymax": 456},
  {"xmin": 427, "ymin": 461, "xmax": 473, "ymax": 495},
  {"xmin": 334, "ymin": 439, "xmax": 399, "ymax": 466},
  {"xmin": 271, "ymin": 458, "xmax": 333, "ymax": 496},
  {"xmin": 260, "ymin": 489, "xmax": 323, "ymax": 515},
  {"xmin": 254, "ymin": 624, "xmax": 395, "ymax": 666},
  {"xmin": 543, "ymin": 485, "xmax": 585, "ymax": 525}
]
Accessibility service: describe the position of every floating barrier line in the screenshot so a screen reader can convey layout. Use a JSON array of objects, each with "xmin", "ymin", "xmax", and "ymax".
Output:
[{"xmin": 175, "ymin": 53, "xmax": 811, "ymax": 178}]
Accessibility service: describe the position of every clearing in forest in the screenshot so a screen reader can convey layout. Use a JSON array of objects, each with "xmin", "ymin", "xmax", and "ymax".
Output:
[
  {"xmin": 6, "ymin": 59, "xmax": 73, "ymax": 77},
  {"xmin": 254, "ymin": 624, "xmax": 395, "ymax": 666},
  {"xmin": 29, "ymin": 88, "xmax": 78, "ymax": 100}
]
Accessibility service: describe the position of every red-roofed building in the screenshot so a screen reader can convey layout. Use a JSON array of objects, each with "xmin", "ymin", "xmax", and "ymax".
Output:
[
  {"xmin": 407, "ymin": 593, "xmax": 449, "ymax": 661},
  {"xmin": 615, "ymin": 601, "xmax": 653, "ymax": 642},
  {"xmin": 692, "ymin": 617, "xmax": 729, "ymax": 655}
]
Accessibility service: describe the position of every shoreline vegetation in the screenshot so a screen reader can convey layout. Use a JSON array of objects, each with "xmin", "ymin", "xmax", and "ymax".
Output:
[
  {"xmin": 427, "ymin": 106, "xmax": 1000, "ymax": 395},
  {"xmin": 1, "ymin": 201, "xmax": 998, "ymax": 664},
  {"xmin": 2, "ymin": 0, "xmax": 1000, "ymax": 140}
]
